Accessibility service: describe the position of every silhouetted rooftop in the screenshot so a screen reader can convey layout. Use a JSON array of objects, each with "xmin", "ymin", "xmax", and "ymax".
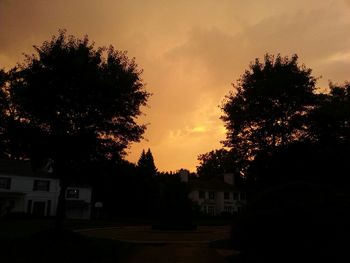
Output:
[
  {"xmin": 188, "ymin": 177, "xmax": 240, "ymax": 191},
  {"xmin": 0, "ymin": 159, "xmax": 56, "ymax": 178}
]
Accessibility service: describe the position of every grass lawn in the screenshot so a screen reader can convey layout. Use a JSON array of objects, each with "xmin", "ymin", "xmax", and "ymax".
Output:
[{"xmin": 0, "ymin": 219, "xmax": 134, "ymax": 263}]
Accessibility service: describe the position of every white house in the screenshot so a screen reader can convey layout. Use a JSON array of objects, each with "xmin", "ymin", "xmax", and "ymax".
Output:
[
  {"xmin": 65, "ymin": 185, "xmax": 92, "ymax": 219},
  {"xmin": 180, "ymin": 170, "xmax": 246, "ymax": 216},
  {"xmin": 0, "ymin": 160, "xmax": 92, "ymax": 219}
]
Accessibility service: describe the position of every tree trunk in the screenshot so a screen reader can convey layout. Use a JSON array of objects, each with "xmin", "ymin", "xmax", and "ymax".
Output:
[{"xmin": 55, "ymin": 179, "xmax": 67, "ymax": 230}]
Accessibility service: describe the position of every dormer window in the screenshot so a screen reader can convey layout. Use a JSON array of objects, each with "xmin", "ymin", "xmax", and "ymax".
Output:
[{"xmin": 66, "ymin": 189, "xmax": 80, "ymax": 199}]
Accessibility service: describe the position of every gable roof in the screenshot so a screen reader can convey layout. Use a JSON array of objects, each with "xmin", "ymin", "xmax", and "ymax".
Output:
[
  {"xmin": 188, "ymin": 177, "xmax": 241, "ymax": 191},
  {"xmin": 0, "ymin": 159, "xmax": 57, "ymax": 178}
]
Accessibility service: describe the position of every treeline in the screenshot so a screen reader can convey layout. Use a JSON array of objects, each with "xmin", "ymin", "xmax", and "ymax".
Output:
[
  {"xmin": 197, "ymin": 54, "xmax": 350, "ymax": 262},
  {"xmin": 88, "ymin": 150, "xmax": 193, "ymax": 221},
  {"xmin": 198, "ymin": 54, "xmax": 350, "ymax": 192}
]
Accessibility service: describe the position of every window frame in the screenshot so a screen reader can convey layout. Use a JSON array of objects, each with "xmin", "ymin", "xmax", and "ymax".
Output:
[
  {"xmin": 66, "ymin": 189, "xmax": 80, "ymax": 199},
  {"xmin": 0, "ymin": 177, "xmax": 11, "ymax": 189},
  {"xmin": 224, "ymin": 206, "xmax": 233, "ymax": 213},
  {"xmin": 33, "ymin": 180, "xmax": 50, "ymax": 191},
  {"xmin": 209, "ymin": 191, "xmax": 215, "ymax": 200}
]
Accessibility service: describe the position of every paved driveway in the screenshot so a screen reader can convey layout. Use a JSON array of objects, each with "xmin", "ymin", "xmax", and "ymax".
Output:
[
  {"xmin": 77, "ymin": 226, "xmax": 230, "ymax": 243},
  {"xmin": 123, "ymin": 243, "xmax": 229, "ymax": 263},
  {"xmin": 77, "ymin": 226, "xmax": 231, "ymax": 263}
]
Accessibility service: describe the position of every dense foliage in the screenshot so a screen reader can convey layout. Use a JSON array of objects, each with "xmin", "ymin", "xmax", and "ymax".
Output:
[
  {"xmin": 221, "ymin": 54, "xmax": 316, "ymax": 163},
  {"xmin": 0, "ymin": 30, "xmax": 150, "ymax": 224}
]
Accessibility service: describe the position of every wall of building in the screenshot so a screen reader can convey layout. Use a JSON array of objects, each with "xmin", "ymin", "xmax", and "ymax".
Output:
[
  {"xmin": 0, "ymin": 175, "xmax": 92, "ymax": 219},
  {"xmin": 0, "ymin": 174, "xmax": 60, "ymax": 216},
  {"xmin": 65, "ymin": 186, "xmax": 92, "ymax": 219},
  {"xmin": 66, "ymin": 187, "xmax": 92, "ymax": 203},
  {"xmin": 189, "ymin": 189, "xmax": 246, "ymax": 215}
]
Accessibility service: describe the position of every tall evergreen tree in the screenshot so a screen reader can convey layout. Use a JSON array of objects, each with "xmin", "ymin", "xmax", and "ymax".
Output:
[
  {"xmin": 145, "ymin": 148, "xmax": 157, "ymax": 177},
  {"xmin": 137, "ymin": 148, "xmax": 157, "ymax": 177}
]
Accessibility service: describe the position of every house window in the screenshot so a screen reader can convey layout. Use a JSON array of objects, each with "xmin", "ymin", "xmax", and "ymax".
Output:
[
  {"xmin": 27, "ymin": 200, "xmax": 32, "ymax": 214},
  {"xmin": 32, "ymin": 201, "xmax": 46, "ymax": 216},
  {"xmin": 0, "ymin": 177, "xmax": 11, "ymax": 189},
  {"xmin": 209, "ymin": 192, "xmax": 215, "ymax": 200},
  {"xmin": 208, "ymin": 206, "xmax": 216, "ymax": 216},
  {"xmin": 33, "ymin": 180, "xmax": 50, "ymax": 191},
  {"xmin": 47, "ymin": 200, "xmax": 51, "ymax": 216},
  {"xmin": 224, "ymin": 206, "xmax": 232, "ymax": 213},
  {"xmin": 224, "ymin": 192, "xmax": 230, "ymax": 200},
  {"xmin": 66, "ymin": 189, "xmax": 80, "ymax": 199},
  {"xmin": 233, "ymin": 192, "xmax": 239, "ymax": 200},
  {"xmin": 240, "ymin": 192, "xmax": 246, "ymax": 200},
  {"xmin": 198, "ymin": 191, "xmax": 205, "ymax": 199}
]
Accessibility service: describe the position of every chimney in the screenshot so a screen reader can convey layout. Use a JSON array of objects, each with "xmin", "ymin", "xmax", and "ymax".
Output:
[
  {"xmin": 179, "ymin": 169, "xmax": 189, "ymax": 182},
  {"xmin": 223, "ymin": 173, "xmax": 234, "ymax": 185}
]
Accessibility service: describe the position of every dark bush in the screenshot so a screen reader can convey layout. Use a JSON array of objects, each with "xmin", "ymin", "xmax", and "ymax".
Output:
[{"xmin": 232, "ymin": 182, "xmax": 348, "ymax": 262}]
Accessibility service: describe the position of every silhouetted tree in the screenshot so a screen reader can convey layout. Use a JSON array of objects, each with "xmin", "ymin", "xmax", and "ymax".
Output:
[
  {"xmin": 136, "ymin": 148, "xmax": 158, "ymax": 216},
  {"xmin": 0, "ymin": 69, "xmax": 34, "ymax": 160},
  {"xmin": 0, "ymin": 69, "xmax": 7, "ymax": 155},
  {"xmin": 309, "ymin": 82, "xmax": 350, "ymax": 143},
  {"xmin": 0, "ymin": 69, "xmax": 6, "ymax": 109},
  {"xmin": 90, "ymin": 158, "xmax": 145, "ymax": 218},
  {"xmin": 223, "ymin": 56, "xmax": 350, "ymax": 261},
  {"xmin": 154, "ymin": 172, "xmax": 194, "ymax": 230},
  {"xmin": 221, "ymin": 54, "xmax": 317, "ymax": 169},
  {"xmin": 137, "ymin": 148, "xmax": 157, "ymax": 177},
  {"xmin": 8, "ymin": 30, "xmax": 150, "ymax": 226},
  {"xmin": 197, "ymin": 149, "xmax": 237, "ymax": 179}
]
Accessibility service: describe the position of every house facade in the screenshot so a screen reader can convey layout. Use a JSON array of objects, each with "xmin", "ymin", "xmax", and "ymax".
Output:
[
  {"xmin": 180, "ymin": 171, "xmax": 246, "ymax": 216},
  {"xmin": 65, "ymin": 186, "xmax": 92, "ymax": 219},
  {"xmin": 0, "ymin": 160, "xmax": 92, "ymax": 219}
]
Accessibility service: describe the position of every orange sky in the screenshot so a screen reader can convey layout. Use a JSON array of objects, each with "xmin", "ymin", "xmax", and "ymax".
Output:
[{"xmin": 1, "ymin": 0, "xmax": 350, "ymax": 172}]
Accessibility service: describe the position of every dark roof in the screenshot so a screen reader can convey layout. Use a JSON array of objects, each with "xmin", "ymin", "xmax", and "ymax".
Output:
[
  {"xmin": 188, "ymin": 177, "xmax": 241, "ymax": 191},
  {"xmin": 0, "ymin": 159, "xmax": 57, "ymax": 179}
]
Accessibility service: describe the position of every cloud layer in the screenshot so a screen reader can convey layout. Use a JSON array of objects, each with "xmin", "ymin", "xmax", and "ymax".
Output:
[{"xmin": 1, "ymin": 0, "xmax": 350, "ymax": 171}]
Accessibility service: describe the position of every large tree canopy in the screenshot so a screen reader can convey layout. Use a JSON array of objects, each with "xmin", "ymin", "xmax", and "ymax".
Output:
[
  {"xmin": 9, "ymin": 30, "xmax": 149, "ymax": 166},
  {"xmin": 0, "ymin": 69, "xmax": 32, "ymax": 160},
  {"xmin": 221, "ymin": 54, "xmax": 317, "ymax": 163},
  {"xmin": 2, "ymin": 31, "xmax": 150, "ymax": 224}
]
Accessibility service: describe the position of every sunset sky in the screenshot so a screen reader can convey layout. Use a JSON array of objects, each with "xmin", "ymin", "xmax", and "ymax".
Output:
[{"xmin": 1, "ymin": 0, "xmax": 350, "ymax": 172}]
